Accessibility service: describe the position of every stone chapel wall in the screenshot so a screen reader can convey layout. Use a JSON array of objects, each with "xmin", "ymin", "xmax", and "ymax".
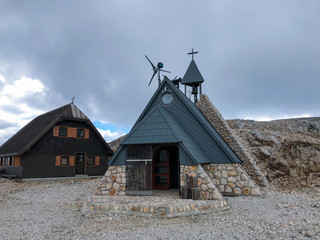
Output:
[
  {"xmin": 202, "ymin": 163, "xmax": 262, "ymax": 196},
  {"xmin": 95, "ymin": 166, "xmax": 126, "ymax": 196},
  {"xmin": 180, "ymin": 165, "xmax": 224, "ymax": 200}
]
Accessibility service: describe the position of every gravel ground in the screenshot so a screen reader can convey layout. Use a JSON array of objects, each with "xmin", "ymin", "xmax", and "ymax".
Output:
[{"xmin": 0, "ymin": 178, "xmax": 319, "ymax": 240}]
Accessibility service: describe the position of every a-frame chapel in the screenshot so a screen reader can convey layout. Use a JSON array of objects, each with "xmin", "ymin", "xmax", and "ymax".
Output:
[{"xmin": 96, "ymin": 52, "xmax": 269, "ymax": 201}]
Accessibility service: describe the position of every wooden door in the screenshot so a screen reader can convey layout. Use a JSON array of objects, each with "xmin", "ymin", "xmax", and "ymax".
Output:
[
  {"xmin": 75, "ymin": 153, "xmax": 85, "ymax": 174},
  {"xmin": 153, "ymin": 149, "xmax": 170, "ymax": 190}
]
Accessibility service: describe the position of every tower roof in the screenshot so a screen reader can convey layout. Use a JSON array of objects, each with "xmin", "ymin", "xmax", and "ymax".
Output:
[{"xmin": 181, "ymin": 60, "xmax": 204, "ymax": 86}]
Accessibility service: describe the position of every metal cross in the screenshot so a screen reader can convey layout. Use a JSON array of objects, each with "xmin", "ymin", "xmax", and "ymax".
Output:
[
  {"xmin": 72, "ymin": 96, "xmax": 75, "ymax": 103},
  {"xmin": 187, "ymin": 48, "xmax": 198, "ymax": 60}
]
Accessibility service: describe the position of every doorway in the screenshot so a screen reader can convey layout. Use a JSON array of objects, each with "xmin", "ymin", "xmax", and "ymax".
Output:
[
  {"xmin": 75, "ymin": 153, "xmax": 85, "ymax": 174},
  {"xmin": 152, "ymin": 146, "xmax": 179, "ymax": 190}
]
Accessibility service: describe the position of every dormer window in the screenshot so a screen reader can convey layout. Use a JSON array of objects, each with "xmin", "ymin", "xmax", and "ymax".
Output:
[{"xmin": 59, "ymin": 127, "xmax": 68, "ymax": 137}]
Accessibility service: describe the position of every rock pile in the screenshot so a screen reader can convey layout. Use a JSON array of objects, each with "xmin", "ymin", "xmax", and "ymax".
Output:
[{"xmin": 227, "ymin": 117, "xmax": 320, "ymax": 190}]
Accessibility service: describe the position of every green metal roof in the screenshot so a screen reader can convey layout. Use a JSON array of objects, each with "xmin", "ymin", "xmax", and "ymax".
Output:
[
  {"xmin": 181, "ymin": 60, "xmax": 204, "ymax": 85},
  {"xmin": 121, "ymin": 107, "xmax": 180, "ymax": 144},
  {"xmin": 110, "ymin": 77, "xmax": 242, "ymax": 166}
]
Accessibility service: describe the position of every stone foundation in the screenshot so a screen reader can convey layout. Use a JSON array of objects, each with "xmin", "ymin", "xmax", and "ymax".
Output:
[
  {"xmin": 97, "ymin": 163, "xmax": 262, "ymax": 198},
  {"xmin": 180, "ymin": 165, "xmax": 223, "ymax": 200},
  {"xmin": 196, "ymin": 94, "xmax": 269, "ymax": 188},
  {"xmin": 202, "ymin": 163, "xmax": 262, "ymax": 196},
  {"xmin": 95, "ymin": 166, "xmax": 126, "ymax": 196}
]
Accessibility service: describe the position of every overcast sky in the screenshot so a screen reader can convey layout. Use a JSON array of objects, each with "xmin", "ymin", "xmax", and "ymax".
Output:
[{"xmin": 0, "ymin": 1, "xmax": 319, "ymax": 145}]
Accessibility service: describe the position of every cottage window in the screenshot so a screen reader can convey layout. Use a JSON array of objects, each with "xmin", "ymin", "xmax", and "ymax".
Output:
[
  {"xmin": 59, "ymin": 127, "xmax": 68, "ymax": 137},
  {"xmin": 60, "ymin": 156, "xmax": 69, "ymax": 166},
  {"xmin": 77, "ymin": 128, "xmax": 85, "ymax": 138},
  {"xmin": 87, "ymin": 156, "xmax": 95, "ymax": 165},
  {"xmin": 9, "ymin": 157, "xmax": 13, "ymax": 166},
  {"xmin": 0, "ymin": 157, "xmax": 3, "ymax": 166}
]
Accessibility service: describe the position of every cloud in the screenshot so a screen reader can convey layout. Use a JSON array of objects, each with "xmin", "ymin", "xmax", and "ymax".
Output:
[
  {"xmin": 1, "ymin": 76, "xmax": 44, "ymax": 98},
  {"xmin": 0, "ymin": 1, "xmax": 320, "ymax": 145},
  {"xmin": 97, "ymin": 128, "xmax": 124, "ymax": 142},
  {"xmin": 0, "ymin": 74, "xmax": 5, "ymax": 83},
  {"xmin": 243, "ymin": 114, "xmax": 312, "ymax": 122},
  {"xmin": 0, "ymin": 75, "xmax": 47, "ymax": 144}
]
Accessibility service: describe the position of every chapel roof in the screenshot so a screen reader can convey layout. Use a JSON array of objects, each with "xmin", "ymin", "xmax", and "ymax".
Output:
[{"xmin": 109, "ymin": 77, "xmax": 242, "ymax": 165}]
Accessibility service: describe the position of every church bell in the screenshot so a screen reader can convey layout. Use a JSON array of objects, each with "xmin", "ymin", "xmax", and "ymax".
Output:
[{"xmin": 191, "ymin": 84, "xmax": 198, "ymax": 95}]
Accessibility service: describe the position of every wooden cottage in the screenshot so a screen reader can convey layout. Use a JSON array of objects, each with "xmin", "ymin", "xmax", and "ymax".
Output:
[{"xmin": 0, "ymin": 103, "xmax": 113, "ymax": 179}]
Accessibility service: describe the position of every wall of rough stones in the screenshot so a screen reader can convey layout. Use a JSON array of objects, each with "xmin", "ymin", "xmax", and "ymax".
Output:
[
  {"xmin": 202, "ymin": 163, "xmax": 262, "ymax": 196},
  {"xmin": 95, "ymin": 166, "xmax": 126, "ymax": 196},
  {"xmin": 96, "ymin": 163, "xmax": 262, "ymax": 198},
  {"xmin": 180, "ymin": 165, "xmax": 224, "ymax": 200},
  {"xmin": 196, "ymin": 94, "xmax": 269, "ymax": 188}
]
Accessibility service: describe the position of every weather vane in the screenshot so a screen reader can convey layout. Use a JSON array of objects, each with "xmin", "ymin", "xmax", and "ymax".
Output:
[
  {"xmin": 145, "ymin": 55, "xmax": 170, "ymax": 87},
  {"xmin": 187, "ymin": 48, "xmax": 198, "ymax": 60}
]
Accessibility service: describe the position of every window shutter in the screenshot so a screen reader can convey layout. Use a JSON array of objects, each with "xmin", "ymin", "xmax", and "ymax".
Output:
[
  {"xmin": 53, "ymin": 126, "xmax": 59, "ymax": 136},
  {"xmin": 84, "ymin": 129, "xmax": 89, "ymax": 139},
  {"xmin": 95, "ymin": 156, "xmax": 100, "ymax": 166},
  {"xmin": 14, "ymin": 156, "xmax": 21, "ymax": 167},
  {"xmin": 69, "ymin": 156, "xmax": 75, "ymax": 166},
  {"xmin": 68, "ymin": 127, "xmax": 77, "ymax": 138},
  {"xmin": 55, "ymin": 156, "xmax": 61, "ymax": 166}
]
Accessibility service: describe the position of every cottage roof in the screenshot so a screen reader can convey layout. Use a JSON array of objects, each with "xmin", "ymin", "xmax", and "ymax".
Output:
[{"xmin": 0, "ymin": 103, "xmax": 111, "ymax": 157}]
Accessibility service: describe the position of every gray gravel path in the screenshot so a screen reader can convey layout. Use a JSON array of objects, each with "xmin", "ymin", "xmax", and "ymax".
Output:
[{"xmin": 0, "ymin": 179, "xmax": 319, "ymax": 239}]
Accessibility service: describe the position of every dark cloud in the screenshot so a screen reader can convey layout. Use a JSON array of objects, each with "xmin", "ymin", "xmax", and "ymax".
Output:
[
  {"xmin": 0, "ymin": 120, "xmax": 15, "ymax": 129},
  {"xmin": 0, "ymin": 0, "xmax": 319, "ymax": 140}
]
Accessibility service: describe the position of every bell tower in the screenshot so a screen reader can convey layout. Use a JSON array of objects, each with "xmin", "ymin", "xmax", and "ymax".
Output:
[{"xmin": 181, "ymin": 48, "xmax": 204, "ymax": 103}]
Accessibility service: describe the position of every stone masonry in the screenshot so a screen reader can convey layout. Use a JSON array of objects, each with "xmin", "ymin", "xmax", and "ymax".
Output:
[
  {"xmin": 202, "ymin": 163, "xmax": 262, "ymax": 196},
  {"xmin": 95, "ymin": 166, "xmax": 126, "ymax": 196},
  {"xmin": 180, "ymin": 165, "xmax": 224, "ymax": 200},
  {"xmin": 196, "ymin": 94, "xmax": 269, "ymax": 188},
  {"xmin": 96, "ymin": 164, "xmax": 262, "ymax": 197}
]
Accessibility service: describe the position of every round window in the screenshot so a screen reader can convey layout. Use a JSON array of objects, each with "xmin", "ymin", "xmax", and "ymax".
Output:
[{"xmin": 161, "ymin": 92, "xmax": 173, "ymax": 105}]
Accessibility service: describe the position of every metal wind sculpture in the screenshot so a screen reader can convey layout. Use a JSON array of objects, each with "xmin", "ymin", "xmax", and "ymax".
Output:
[{"xmin": 145, "ymin": 55, "xmax": 170, "ymax": 87}]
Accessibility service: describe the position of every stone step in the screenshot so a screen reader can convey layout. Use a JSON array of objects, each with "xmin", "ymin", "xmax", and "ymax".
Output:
[{"xmin": 81, "ymin": 195, "xmax": 229, "ymax": 218}]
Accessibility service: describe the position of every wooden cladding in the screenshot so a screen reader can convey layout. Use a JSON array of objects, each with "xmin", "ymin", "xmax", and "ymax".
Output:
[{"xmin": 53, "ymin": 126, "xmax": 89, "ymax": 139}]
